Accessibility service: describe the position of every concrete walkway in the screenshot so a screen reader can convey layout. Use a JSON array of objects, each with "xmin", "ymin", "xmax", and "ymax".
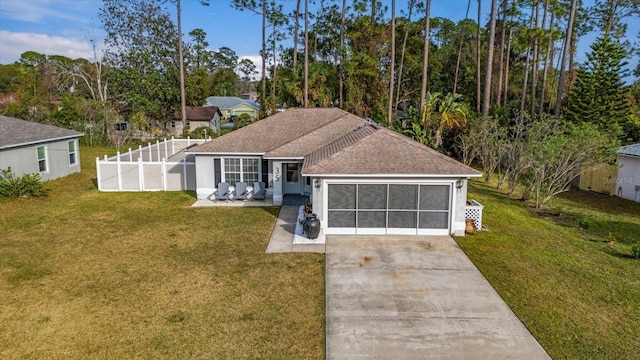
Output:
[
  {"xmin": 325, "ymin": 236, "xmax": 550, "ymax": 360},
  {"xmin": 265, "ymin": 205, "xmax": 325, "ymax": 253}
]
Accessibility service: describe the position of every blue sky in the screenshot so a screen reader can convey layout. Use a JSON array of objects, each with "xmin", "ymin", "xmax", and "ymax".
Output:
[{"xmin": 0, "ymin": 0, "xmax": 637, "ymax": 78}]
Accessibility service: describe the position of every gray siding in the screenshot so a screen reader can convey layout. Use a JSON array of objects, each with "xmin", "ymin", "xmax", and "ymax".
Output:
[{"xmin": 0, "ymin": 138, "xmax": 81, "ymax": 181}]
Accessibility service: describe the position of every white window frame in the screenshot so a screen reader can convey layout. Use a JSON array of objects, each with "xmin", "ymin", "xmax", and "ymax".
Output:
[
  {"xmin": 68, "ymin": 140, "xmax": 78, "ymax": 166},
  {"xmin": 37, "ymin": 145, "xmax": 48, "ymax": 173},
  {"xmin": 221, "ymin": 157, "xmax": 261, "ymax": 186}
]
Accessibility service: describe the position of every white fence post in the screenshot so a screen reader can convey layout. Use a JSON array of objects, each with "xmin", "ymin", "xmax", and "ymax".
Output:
[
  {"xmin": 162, "ymin": 158, "xmax": 167, "ymax": 191},
  {"xmin": 164, "ymin": 138, "xmax": 168, "ymax": 158},
  {"xmin": 116, "ymin": 151, "xmax": 122, "ymax": 191},
  {"xmin": 96, "ymin": 157, "xmax": 102, "ymax": 190},
  {"xmin": 187, "ymin": 136, "xmax": 191, "ymax": 147},
  {"xmin": 182, "ymin": 158, "xmax": 187, "ymax": 191},
  {"xmin": 138, "ymin": 145, "xmax": 143, "ymax": 160},
  {"xmin": 138, "ymin": 157, "xmax": 144, "ymax": 191},
  {"xmin": 156, "ymin": 139, "xmax": 160, "ymax": 161},
  {"xmin": 129, "ymin": 148, "xmax": 133, "ymax": 162},
  {"xmin": 147, "ymin": 142, "xmax": 152, "ymax": 161},
  {"xmin": 171, "ymin": 136, "xmax": 175, "ymax": 156}
]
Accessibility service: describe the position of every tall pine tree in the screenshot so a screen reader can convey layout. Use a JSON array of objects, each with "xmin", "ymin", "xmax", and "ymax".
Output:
[{"xmin": 565, "ymin": 35, "xmax": 630, "ymax": 137}]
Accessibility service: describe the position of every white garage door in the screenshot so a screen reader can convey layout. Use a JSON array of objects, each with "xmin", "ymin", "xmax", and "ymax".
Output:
[{"xmin": 326, "ymin": 183, "xmax": 452, "ymax": 235}]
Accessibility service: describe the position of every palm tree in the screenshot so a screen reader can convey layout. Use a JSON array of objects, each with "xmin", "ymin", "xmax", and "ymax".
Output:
[
  {"xmin": 421, "ymin": 91, "xmax": 441, "ymax": 128},
  {"xmin": 435, "ymin": 93, "xmax": 468, "ymax": 148}
]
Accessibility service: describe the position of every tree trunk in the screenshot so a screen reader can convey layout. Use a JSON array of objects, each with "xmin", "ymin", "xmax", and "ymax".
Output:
[
  {"xmin": 419, "ymin": 0, "xmax": 431, "ymax": 114},
  {"xmin": 530, "ymin": 1, "xmax": 541, "ymax": 116},
  {"xmin": 538, "ymin": 6, "xmax": 554, "ymax": 114},
  {"xmin": 476, "ymin": 0, "xmax": 481, "ymax": 113},
  {"xmin": 304, "ymin": 0, "xmax": 309, "ymax": 107},
  {"xmin": 496, "ymin": 0, "xmax": 507, "ymax": 105},
  {"xmin": 177, "ymin": 0, "xmax": 187, "ymax": 131},
  {"xmin": 482, "ymin": 0, "xmax": 497, "ymax": 117},
  {"xmin": 395, "ymin": 0, "xmax": 416, "ymax": 109},
  {"xmin": 387, "ymin": 0, "xmax": 396, "ymax": 126},
  {"xmin": 339, "ymin": 0, "xmax": 346, "ymax": 109},
  {"xmin": 453, "ymin": 0, "xmax": 472, "ymax": 95},
  {"xmin": 520, "ymin": 8, "xmax": 534, "ymax": 118},
  {"xmin": 503, "ymin": 26, "xmax": 512, "ymax": 106},
  {"xmin": 293, "ymin": 0, "xmax": 301, "ymax": 81},
  {"xmin": 261, "ymin": 0, "xmax": 267, "ymax": 107},
  {"xmin": 271, "ymin": 37, "xmax": 277, "ymax": 103},
  {"xmin": 554, "ymin": 0, "xmax": 577, "ymax": 118}
]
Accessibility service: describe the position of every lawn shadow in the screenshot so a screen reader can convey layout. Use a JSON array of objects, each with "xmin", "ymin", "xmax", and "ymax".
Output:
[{"xmin": 556, "ymin": 189, "xmax": 640, "ymax": 219}]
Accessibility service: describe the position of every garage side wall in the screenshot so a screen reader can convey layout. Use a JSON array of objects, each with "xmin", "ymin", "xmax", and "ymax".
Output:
[
  {"xmin": 195, "ymin": 155, "xmax": 216, "ymax": 199},
  {"xmin": 616, "ymin": 155, "xmax": 640, "ymax": 202}
]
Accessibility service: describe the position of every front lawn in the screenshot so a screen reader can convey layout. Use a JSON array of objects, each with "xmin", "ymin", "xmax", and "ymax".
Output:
[
  {"xmin": 457, "ymin": 179, "xmax": 640, "ymax": 359},
  {"xmin": 0, "ymin": 147, "xmax": 324, "ymax": 359}
]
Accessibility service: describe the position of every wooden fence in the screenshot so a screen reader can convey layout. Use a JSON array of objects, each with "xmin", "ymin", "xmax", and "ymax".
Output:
[
  {"xmin": 578, "ymin": 163, "xmax": 618, "ymax": 195},
  {"xmin": 96, "ymin": 137, "xmax": 208, "ymax": 192}
]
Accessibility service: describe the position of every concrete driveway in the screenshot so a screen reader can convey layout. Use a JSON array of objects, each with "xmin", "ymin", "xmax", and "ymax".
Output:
[{"xmin": 325, "ymin": 236, "xmax": 550, "ymax": 360}]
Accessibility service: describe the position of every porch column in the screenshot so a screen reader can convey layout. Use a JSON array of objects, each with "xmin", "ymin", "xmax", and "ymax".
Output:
[{"xmin": 272, "ymin": 161, "xmax": 283, "ymax": 205}]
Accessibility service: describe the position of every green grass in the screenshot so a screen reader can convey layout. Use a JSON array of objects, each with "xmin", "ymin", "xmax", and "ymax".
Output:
[
  {"xmin": 0, "ymin": 147, "xmax": 324, "ymax": 359},
  {"xmin": 456, "ymin": 179, "xmax": 640, "ymax": 359}
]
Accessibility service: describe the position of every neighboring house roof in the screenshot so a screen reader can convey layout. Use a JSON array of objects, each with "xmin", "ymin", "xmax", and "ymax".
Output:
[
  {"xmin": 189, "ymin": 108, "xmax": 481, "ymax": 177},
  {"xmin": 0, "ymin": 115, "xmax": 83, "ymax": 150},
  {"xmin": 204, "ymin": 96, "xmax": 260, "ymax": 110},
  {"xmin": 617, "ymin": 143, "xmax": 640, "ymax": 158},
  {"xmin": 174, "ymin": 106, "xmax": 222, "ymax": 121}
]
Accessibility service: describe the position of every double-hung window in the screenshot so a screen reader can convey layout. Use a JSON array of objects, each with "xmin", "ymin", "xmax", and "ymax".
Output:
[
  {"xmin": 223, "ymin": 158, "xmax": 259, "ymax": 186},
  {"xmin": 68, "ymin": 140, "xmax": 78, "ymax": 166},
  {"xmin": 37, "ymin": 146, "xmax": 47, "ymax": 173}
]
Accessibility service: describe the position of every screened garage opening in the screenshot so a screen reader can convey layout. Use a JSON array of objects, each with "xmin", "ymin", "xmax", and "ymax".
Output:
[{"xmin": 326, "ymin": 183, "xmax": 452, "ymax": 235}]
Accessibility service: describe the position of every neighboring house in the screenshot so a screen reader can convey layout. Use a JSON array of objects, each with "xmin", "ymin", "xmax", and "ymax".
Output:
[
  {"xmin": 169, "ymin": 106, "xmax": 223, "ymax": 135},
  {"xmin": 0, "ymin": 115, "xmax": 83, "ymax": 181},
  {"xmin": 240, "ymin": 92, "xmax": 258, "ymax": 101},
  {"xmin": 188, "ymin": 108, "xmax": 481, "ymax": 236},
  {"xmin": 616, "ymin": 143, "xmax": 640, "ymax": 202},
  {"xmin": 204, "ymin": 96, "xmax": 260, "ymax": 120}
]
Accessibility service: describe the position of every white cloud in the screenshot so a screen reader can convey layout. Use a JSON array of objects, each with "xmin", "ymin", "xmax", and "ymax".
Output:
[
  {"xmin": 239, "ymin": 55, "xmax": 263, "ymax": 81},
  {"xmin": 0, "ymin": 31, "xmax": 98, "ymax": 64}
]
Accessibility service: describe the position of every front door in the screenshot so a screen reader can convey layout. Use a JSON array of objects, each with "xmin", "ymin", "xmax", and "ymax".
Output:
[{"xmin": 283, "ymin": 163, "xmax": 302, "ymax": 194}]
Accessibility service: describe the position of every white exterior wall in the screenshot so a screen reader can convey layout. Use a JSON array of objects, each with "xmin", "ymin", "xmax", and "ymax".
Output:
[
  {"xmin": 453, "ymin": 179, "xmax": 469, "ymax": 236},
  {"xmin": 195, "ymin": 155, "xmax": 216, "ymax": 199},
  {"xmin": 616, "ymin": 155, "xmax": 640, "ymax": 202},
  {"xmin": 0, "ymin": 138, "xmax": 81, "ymax": 181}
]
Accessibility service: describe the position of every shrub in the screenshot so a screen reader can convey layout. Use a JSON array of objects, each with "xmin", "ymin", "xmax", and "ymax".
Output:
[
  {"xmin": 578, "ymin": 218, "xmax": 592, "ymax": 229},
  {"xmin": 190, "ymin": 126, "xmax": 216, "ymax": 139},
  {"xmin": 631, "ymin": 245, "xmax": 640, "ymax": 259},
  {"xmin": 0, "ymin": 167, "xmax": 48, "ymax": 198}
]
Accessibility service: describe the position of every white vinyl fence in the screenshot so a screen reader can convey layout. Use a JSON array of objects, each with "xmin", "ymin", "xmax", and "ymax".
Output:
[{"xmin": 96, "ymin": 137, "xmax": 209, "ymax": 192}]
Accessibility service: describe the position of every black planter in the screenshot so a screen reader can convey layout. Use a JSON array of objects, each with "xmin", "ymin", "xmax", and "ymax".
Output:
[{"xmin": 303, "ymin": 213, "xmax": 321, "ymax": 240}]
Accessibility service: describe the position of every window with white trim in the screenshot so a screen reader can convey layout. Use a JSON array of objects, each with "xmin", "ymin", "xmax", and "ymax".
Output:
[
  {"xmin": 37, "ymin": 146, "xmax": 47, "ymax": 173},
  {"xmin": 68, "ymin": 140, "xmax": 77, "ymax": 166},
  {"xmin": 223, "ymin": 158, "xmax": 259, "ymax": 186}
]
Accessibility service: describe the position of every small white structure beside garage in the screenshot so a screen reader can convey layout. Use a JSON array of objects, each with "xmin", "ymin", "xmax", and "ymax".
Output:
[
  {"xmin": 616, "ymin": 143, "xmax": 640, "ymax": 202},
  {"xmin": 0, "ymin": 115, "xmax": 83, "ymax": 181}
]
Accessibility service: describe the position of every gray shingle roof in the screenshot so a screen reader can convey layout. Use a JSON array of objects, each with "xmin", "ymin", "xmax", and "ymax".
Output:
[
  {"xmin": 0, "ymin": 115, "xmax": 84, "ymax": 150},
  {"xmin": 204, "ymin": 96, "xmax": 260, "ymax": 110},
  {"xmin": 190, "ymin": 108, "xmax": 481, "ymax": 177},
  {"xmin": 189, "ymin": 108, "xmax": 358, "ymax": 154},
  {"xmin": 618, "ymin": 143, "xmax": 640, "ymax": 157},
  {"xmin": 174, "ymin": 106, "xmax": 221, "ymax": 121},
  {"xmin": 302, "ymin": 124, "xmax": 481, "ymax": 177}
]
